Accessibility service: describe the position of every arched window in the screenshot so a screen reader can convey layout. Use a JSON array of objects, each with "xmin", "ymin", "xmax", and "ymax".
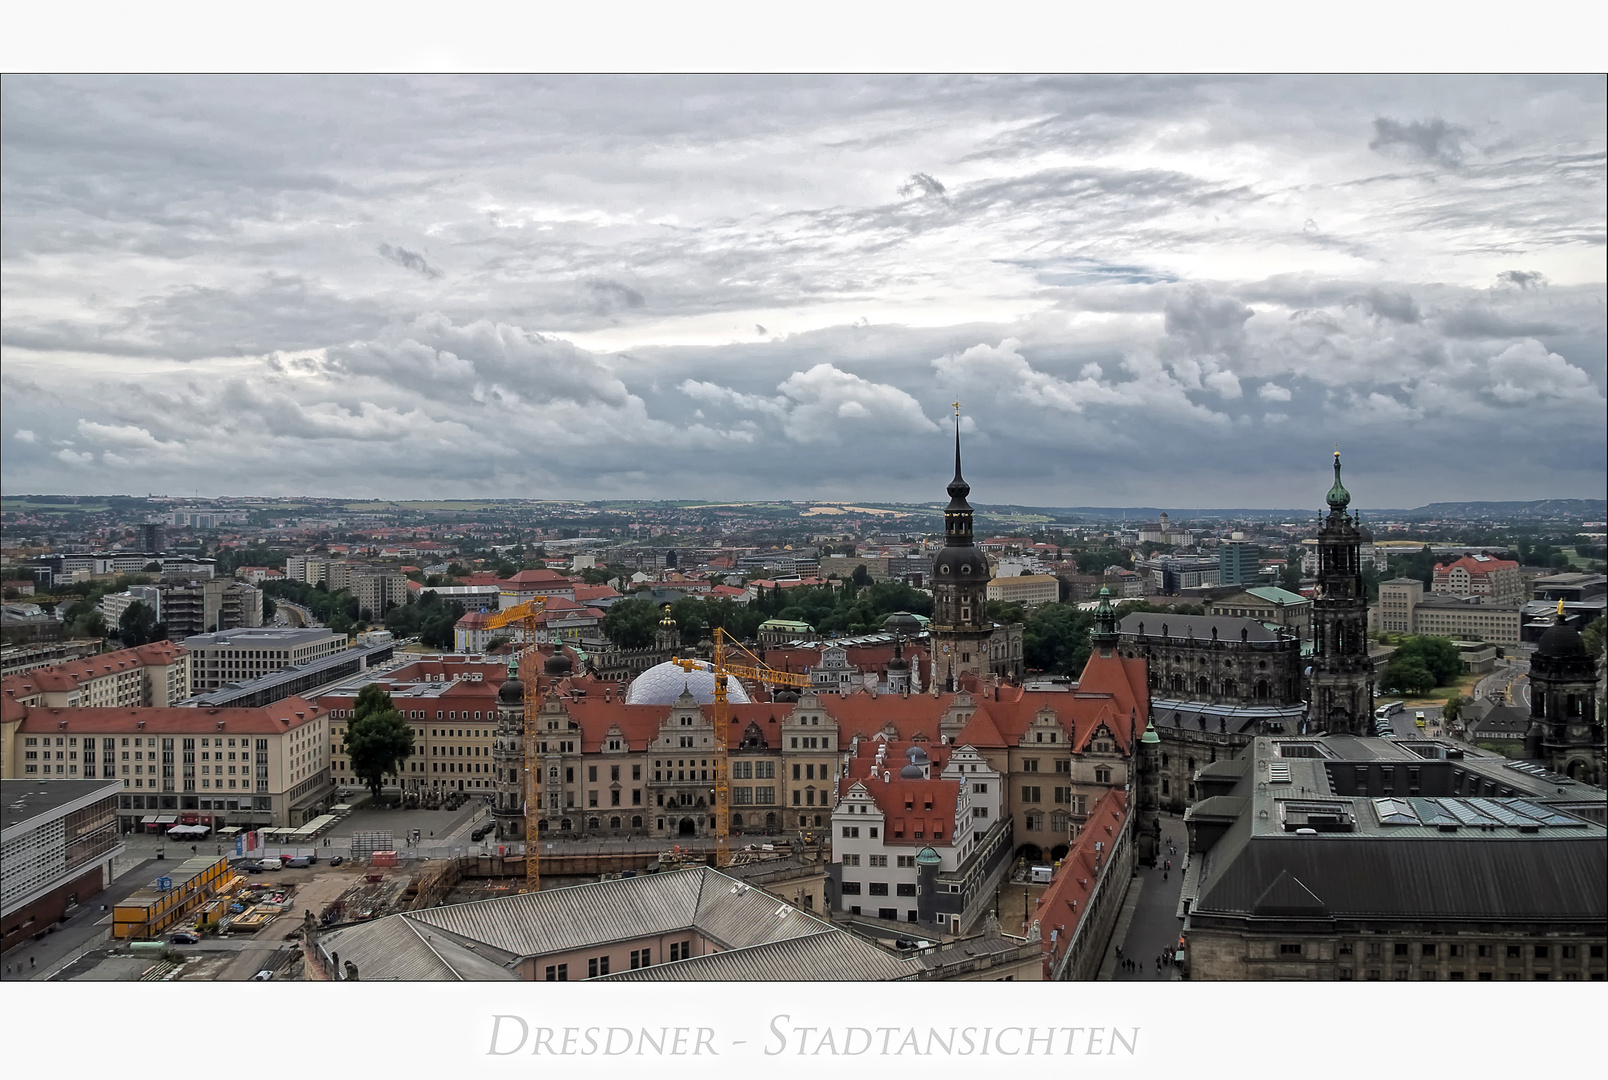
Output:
[
  {"xmin": 732, "ymin": 813, "xmax": 743, "ymax": 828},
  {"xmin": 587, "ymin": 817, "xmax": 599, "ymax": 830},
  {"xmin": 631, "ymin": 815, "xmax": 643, "ymax": 828},
  {"xmin": 1197, "ymin": 676, "xmax": 1211, "ymax": 695},
  {"xmin": 1255, "ymin": 680, "xmax": 1269, "ymax": 700},
  {"xmin": 1222, "ymin": 679, "xmax": 1236, "ymax": 697},
  {"xmin": 609, "ymin": 816, "xmax": 621, "ymax": 830}
]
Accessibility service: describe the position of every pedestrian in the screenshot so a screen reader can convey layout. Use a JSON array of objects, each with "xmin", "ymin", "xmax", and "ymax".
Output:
[
  {"xmin": 1164, "ymin": 870, "xmax": 1168, "ymax": 881},
  {"xmin": 30, "ymin": 957, "xmax": 35, "ymax": 969}
]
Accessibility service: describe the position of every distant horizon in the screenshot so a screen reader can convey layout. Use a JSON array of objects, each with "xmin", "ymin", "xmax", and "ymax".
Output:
[{"xmin": 4, "ymin": 491, "xmax": 1604, "ymax": 521}]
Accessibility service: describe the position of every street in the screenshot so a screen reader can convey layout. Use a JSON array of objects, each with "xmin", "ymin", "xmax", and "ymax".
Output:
[{"xmin": 1102, "ymin": 813, "xmax": 1187, "ymax": 981}]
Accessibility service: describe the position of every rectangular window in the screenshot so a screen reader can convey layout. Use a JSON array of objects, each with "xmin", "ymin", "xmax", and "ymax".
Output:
[
  {"xmin": 545, "ymin": 964, "xmax": 567, "ymax": 981},
  {"xmin": 840, "ymin": 881, "xmax": 861, "ymax": 895},
  {"xmin": 870, "ymin": 854, "xmax": 888, "ymax": 867},
  {"xmin": 1534, "ymin": 945, "xmax": 1549, "ymax": 959},
  {"xmin": 842, "ymin": 854, "xmax": 860, "ymax": 866},
  {"xmin": 868, "ymin": 882, "xmax": 889, "ymax": 896},
  {"xmin": 896, "ymin": 883, "xmax": 916, "ymax": 897},
  {"xmin": 1280, "ymin": 943, "xmax": 1303, "ymax": 955}
]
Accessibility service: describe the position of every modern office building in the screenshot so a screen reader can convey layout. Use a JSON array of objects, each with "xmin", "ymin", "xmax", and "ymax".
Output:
[
  {"xmin": 183, "ymin": 626, "xmax": 346, "ymax": 696},
  {"xmin": 0, "ymin": 778, "xmax": 124, "ymax": 952},
  {"xmin": 1217, "ymin": 540, "xmax": 1260, "ymax": 587}
]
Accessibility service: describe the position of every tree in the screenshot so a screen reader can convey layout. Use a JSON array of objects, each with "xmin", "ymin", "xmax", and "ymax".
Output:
[
  {"xmin": 1390, "ymin": 635, "xmax": 1462, "ymax": 687},
  {"xmin": 117, "ymin": 600, "xmax": 159, "ymax": 647},
  {"xmin": 1442, "ymin": 694, "xmax": 1467, "ymax": 724},
  {"xmin": 344, "ymin": 686, "xmax": 415, "ymax": 799},
  {"xmin": 603, "ymin": 597, "xmax": 660, "ymax": 648},
  {"xmin": 850, "ymin": 564, "xmax": 872, "ymax": 587},
  {"xmin": 1582, "ymin": 617, "xmax": 1606, "ymax": 663},
  {"xmin": 1023, "ymin": 604, "xmax": 1095, "ymax": 675},
  {"xmin": 1381, "ymin": 655, "xmax": 1436, "ymax": 696},
  {"xmin": 261, "ymin": 594, "xmax": 277, "ymax": 620}
]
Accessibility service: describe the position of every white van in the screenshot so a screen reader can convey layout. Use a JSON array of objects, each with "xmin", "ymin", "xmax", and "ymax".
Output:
[{"xmin": 259, "ymin": 857, "xmax": 283, "ymax": 871}]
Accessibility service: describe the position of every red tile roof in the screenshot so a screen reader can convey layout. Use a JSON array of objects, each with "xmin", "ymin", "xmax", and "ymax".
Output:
[
  {"xmin": 1036, "ymin": 787, "xmax": 1129, "ymax": 971},
  {"xmin": 17, "ymin": 696, "xmax": 325, "ymax": 735},
  {"xmin": 1433, "ymin": 555, "xmax": 1519, "ymax": 578},
  {"xmin": 500, "ymin": 569, "xmax": 573, "ymax": 587},
  {"xmin": 2, "ymin": 640, "xmax": 187, "ymax": 699}
]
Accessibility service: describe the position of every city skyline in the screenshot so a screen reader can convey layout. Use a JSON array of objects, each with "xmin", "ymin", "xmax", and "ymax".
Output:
[{"xmin": 3, "ymin": 76, "xmax": 1604, "ymax": 506}]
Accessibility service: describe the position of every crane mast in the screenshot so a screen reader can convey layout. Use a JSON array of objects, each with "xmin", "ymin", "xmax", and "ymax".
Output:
[
  {"xmin": 674, "ymin": 627, "xmax": 811, "ymax": 867},
  {"xmin": 481, "ymin": 597, "xmax": 548, "ymax": 892}
]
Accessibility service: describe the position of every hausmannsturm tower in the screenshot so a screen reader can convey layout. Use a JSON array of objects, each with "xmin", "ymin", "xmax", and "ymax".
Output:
[
  {"xmin": 930, "ymin": 407, "xmax": 993, "ymax": 692},
  {"xmin": 1309, "ymin": 451, "xmax": 1374, "ymax": 734}
]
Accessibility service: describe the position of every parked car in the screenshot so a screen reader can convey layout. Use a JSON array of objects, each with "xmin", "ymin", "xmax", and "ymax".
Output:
[
  {"xmin": 284, "ymin": 856, "xmax": 311, "ymax": 869},
  {"xmin": 259, "ymin": 857, "xmax": 283, "ymax": 871},
  {"xmin": 169, "ymin": 932, "xmax": 200, "ymax": 944},
  {"xmin": 252, "ymin": 970, "xmax": 275, "ymax": 981},
  {"xmin": 329, "ymin": 855, "xmax": 344, "ymax": 866}
]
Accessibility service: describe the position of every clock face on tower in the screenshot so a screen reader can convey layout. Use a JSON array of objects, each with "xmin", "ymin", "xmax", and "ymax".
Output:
[
  {"xmin": 1569, "ymin": 724, "xmax": 1589, "ymax": 740},
  {"xmin": 942, "ymin": 644, "xmax": 952, "ymax": 654}
]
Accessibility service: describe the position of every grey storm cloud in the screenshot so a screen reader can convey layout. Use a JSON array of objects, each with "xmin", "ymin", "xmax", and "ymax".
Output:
[
  {"xmin": 898, "ymin": 172, "xmax": 947, "ymax": 199},
  {"xmin": 1347, "ymin": 288, "xmax": 1423, "ymax": 324},
  {"xmin": 1368, "ymin": 116, "xmax": 1472, "ymax": 167},
  {"xmin": 1, "ymin": 75, "xmax": 1603, "ymax": 505},
  {"xmin": 585, "ymin": 278, "xmax": 646, "ymax": 315},
  {"xmin": 377, "ymin": 243, "xmax": 443, "ymax": 279},
  {"xmin": 1497, "ymin": 269, "xmax": 1547, "ymax": 290}
]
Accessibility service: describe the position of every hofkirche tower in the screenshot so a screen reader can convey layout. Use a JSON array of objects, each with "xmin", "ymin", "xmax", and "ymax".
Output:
[
  {"xmin": 1308, "ymin": 451, "xmax": 1374, "ymax": 735},
  {"xmin": 930, "ymin": 406, "xmax": 997, "ymax": 691}
]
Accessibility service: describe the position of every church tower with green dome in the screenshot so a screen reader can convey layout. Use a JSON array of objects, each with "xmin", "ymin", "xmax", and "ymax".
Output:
[{"xmin": 1308, "ymin": 451, "xmax": 1374, "ymax": 735}]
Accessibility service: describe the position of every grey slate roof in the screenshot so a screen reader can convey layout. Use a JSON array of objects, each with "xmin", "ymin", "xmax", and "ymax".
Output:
[
  {"xmin": 320, "ymin": 915, "xmax": 519, "ymax": 981},
  {"xmin": 401, "ymin": 866, "xmax": 834, "ymax": 958},
  {"xmin": 1119, "ymin": 612, "xmax": 1288, "ymax": 642},
  {"xmin": 1189, "ymin": 737, "xmax": 1608, "ymax": 923},
  {"xmin": 598, "ymin": 927, "xmax": 917, "ymax": 982}
]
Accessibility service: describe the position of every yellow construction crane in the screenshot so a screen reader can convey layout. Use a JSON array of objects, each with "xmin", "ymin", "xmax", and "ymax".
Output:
[
  {"xmin": 483, "ymin": 596, "xmax": 548, "ymax": 891},
  {"xmin": 673, "ymin": 627, "xmax": 811, "ymax": 867}
]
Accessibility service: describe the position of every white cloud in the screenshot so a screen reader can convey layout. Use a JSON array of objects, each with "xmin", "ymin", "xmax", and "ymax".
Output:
[
  {"xmin": 13, "ymin": 429, "xmax": 36, "ymax": 443},
  {"xmin": 1258, "ymin": 382, "xmax": 1292, "ymax": 402},
  {"xmin": 1483, "ymin": 339, "xmax": 1600, "ymax": 405}
]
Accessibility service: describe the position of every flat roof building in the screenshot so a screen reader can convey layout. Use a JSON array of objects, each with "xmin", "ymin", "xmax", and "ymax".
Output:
[
  {"xmin": 183, "ymin": 626, "xmax": 346, "ymax": 696},
  {"xmin": 1, "ymin": 778, "xmax": 124, "ymax": 952},
  {"xmin": 1181, "ymin": 736, "xmax": 1607, "ymax": 981}
]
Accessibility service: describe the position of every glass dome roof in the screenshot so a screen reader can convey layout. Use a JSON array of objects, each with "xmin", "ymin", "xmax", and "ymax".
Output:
[{"xmin": 624, "ymin": 659, "xmax": 753, "ymax": 706}]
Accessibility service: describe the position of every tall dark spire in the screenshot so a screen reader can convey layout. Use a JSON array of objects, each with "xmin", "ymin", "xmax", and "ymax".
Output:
[
  {"xmin": 947, "ymin": 401, "xmax": 970, "ymax": 505},
  {"xmin": 944, "ymin": 402, "xmax": 973, "ymax": 543}
]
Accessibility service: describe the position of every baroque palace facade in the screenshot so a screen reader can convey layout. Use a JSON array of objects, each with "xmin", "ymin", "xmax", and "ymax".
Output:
[{"xmin": 489, "ymin": 609, "xmax": 1150, "ymax": 860}]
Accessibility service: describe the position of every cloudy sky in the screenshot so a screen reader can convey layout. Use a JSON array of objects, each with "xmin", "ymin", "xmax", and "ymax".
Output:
[{"xmin": 2, "ymin": 75, "xmax": 1603, "ymax": 508}]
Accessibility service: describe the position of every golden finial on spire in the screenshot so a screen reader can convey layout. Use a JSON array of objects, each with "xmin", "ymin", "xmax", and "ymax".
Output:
[
  {"xmin": 1558, "ymin": 598, "xmax": 1566, "ymax": 619},
  {"xmin": 953, "ymin": 400, "xmax": 961, "ymax": 419}
]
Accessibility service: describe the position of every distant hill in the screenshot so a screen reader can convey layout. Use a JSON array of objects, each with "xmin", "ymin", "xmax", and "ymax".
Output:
[
  {"xmin": 1392, "ymin": 499, "xmax": 1606, "ymax": 520},
  {"xmin": 964, "ymin": 499, "xmax": 1606, "ymax": 523}
]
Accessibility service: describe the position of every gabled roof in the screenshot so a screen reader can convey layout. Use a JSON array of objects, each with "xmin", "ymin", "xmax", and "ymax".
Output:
[
  {"xmin": 396, "ymin": 866, "xmax": 834, "ymax": 960},
  {"xmin": 1038, "ymin": 788, "xmax": 1129, "ymax": 969},
  {"xmin": 17, "ymin": 697, "xmax": 324, "ymax": 735}
]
